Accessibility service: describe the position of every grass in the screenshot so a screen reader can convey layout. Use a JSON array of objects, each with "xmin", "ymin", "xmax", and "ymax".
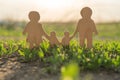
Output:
[
  {"xmin": 0, "ymin": 22, "xmax": 120, "ymax": 79},
  {"xmin": 0, "ymin": 22, "xmax": 120, "ymax": 40},
  {"xmin": 0, "ymin": 40, "xmax": 120, "ymax": 74}
]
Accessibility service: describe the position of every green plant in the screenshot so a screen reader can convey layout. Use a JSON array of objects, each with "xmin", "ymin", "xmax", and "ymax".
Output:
[{"xmin": 0, "ymin": 40, "xmax": 120, "ymax": 73}]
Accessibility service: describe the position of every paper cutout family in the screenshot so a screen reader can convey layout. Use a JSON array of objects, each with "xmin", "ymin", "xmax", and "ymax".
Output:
[{"xmin": 23, "ymin": 7, "xmax": 98, "ymax": 49}]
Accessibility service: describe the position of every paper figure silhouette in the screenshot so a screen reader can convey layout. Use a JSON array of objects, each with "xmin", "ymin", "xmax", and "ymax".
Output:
[
  {"xmin": 72, "ymin": 7, "xmax": 98, "ymax": 48},
  {"xmin": 23, "ymin": 11, "xmax": 48, "ymax": 49},
  {"xmin": 61, "ymin": 31, "xmax": 72, "ymax": 46},
  {"xmin": 47, "ymin": 31, "xmax": 60, "ymax": 47}
]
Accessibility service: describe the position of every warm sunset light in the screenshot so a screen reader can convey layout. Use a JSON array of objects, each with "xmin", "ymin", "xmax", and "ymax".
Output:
[
  {"xmin": 0, "ymin": 0, "xmax": 120, "ymax": 22},
  {"xmin": 36, "ymin": 0, "xmax": 73, "ymax": 9},
  {"xmin": 0, "ymin": 1, "xmax": 120, "ymax": 80}
]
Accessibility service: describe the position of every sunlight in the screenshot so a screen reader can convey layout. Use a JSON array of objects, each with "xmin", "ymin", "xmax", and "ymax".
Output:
[
  {"xmin": 34, "ymin": 0, "xmax": 85, "ymax": 22},
  {"xmin": 0, "ymin": 0, "xmax": 120, "ymax": 22},
  {"xmin": 36, "ymin": 0, "xmax": 75, "ymax": 9}
]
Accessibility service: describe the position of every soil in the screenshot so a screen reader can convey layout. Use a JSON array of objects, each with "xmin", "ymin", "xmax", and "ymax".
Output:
[{"xmin": 0, "ymin": 54, "xmax": 120, "ymax": 80}]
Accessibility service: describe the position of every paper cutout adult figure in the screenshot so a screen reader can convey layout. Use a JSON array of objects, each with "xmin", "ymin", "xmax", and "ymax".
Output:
[
  {"xmin": 23, "ymin": 11, "xmax": 49, "ymax": 49},
  {"xmin": 61, "ymin": 31, "xmax": 72, "ymax": 46},
  {"xmin": 47, "ymin": 31, "xmax": 60, "ymax": 47},
  {"xmin": 72, "ymin": 7, "xmax": 98, "ymax": 48}
]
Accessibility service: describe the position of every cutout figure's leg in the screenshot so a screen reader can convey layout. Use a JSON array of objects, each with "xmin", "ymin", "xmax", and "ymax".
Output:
[
  {"xmin": 79, "ymin": 36, "xmax": 85, "ymax": 47},
  {"xmin": 29, "ymin": 43, "xmax": 34, "ymax": 49},
  {"xmin": 36, "ymin": 38, "xmax": 42, "ymax": 47},
  {"xmin": 36, "ymin": 41, "xmax": 40, "ymax": 48},
  {"xmin": 27, "ymin": 37, "xmax": 34, "ymax": 49},
  {"xmin": 86, "ymin": 34, "xmax": 92, "ymax": 48}
]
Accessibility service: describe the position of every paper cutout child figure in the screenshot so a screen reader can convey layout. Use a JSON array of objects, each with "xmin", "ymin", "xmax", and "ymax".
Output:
[
  {"xmin": 47, "ymin": 31, "xmax": 60, "ymax": 47},
  {"xmin": 61, "ymin": 32, "xmax": 72, "ymax": 46},
  {"xmin": 23, "ymin": 11, "xmax": 48, "ymax": 49},
  {"xmin": 72, "ymin": 7, "xmax": 98, "ymax": 48}
]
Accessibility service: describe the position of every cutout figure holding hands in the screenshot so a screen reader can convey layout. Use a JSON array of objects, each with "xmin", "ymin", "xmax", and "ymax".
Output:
[
  {"xmin": 47, "ymin": 31, "xmax": 60, "ymax": 47},
  {"xmin": 61, "ymin": 31, "xmax": 72, "ymax": 46},
  {"xmin": 23, "ymin": 11, "xmax": 48, "ymax": 49},
  {"xmin": 72, "ymin": 7, "xmax": 98, "ymax": 48}
]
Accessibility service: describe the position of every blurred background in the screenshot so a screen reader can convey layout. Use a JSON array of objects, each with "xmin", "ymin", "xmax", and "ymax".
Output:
[{"xmin": 0, "ymin": 0, "xmax": 120, "ymax": 40}]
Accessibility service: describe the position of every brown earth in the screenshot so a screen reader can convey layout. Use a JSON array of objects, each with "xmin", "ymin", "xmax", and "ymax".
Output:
[{"xmin": 0, "ymin": 55, "xmax": 120, "ymax": 80}]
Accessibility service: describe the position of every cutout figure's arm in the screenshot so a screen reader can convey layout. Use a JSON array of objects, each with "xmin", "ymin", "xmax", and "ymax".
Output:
[
  {"xmin": 56, "ymin": 38, "xmax": 60, "ymax": 45},
  {"xmin": 72, "ymin": 29, "xmax": 77, "ymax": 38},
  {"xmin": 70, "ymin": 36, "xmax": 74, "ymax": 40},
  {"xmin": 61, "ymin": 38, "xmax": 65, "ymax": 45},
  {"xmin": 71, "ymin": 21, "xmax": 79, "ymax": 39},
  {"xmin": 92, "ymin": 21, "xmax": 98, "ymax": 35},
  {"xmin": 23, "ymin": 24, "xmax": 28, "ymax": 35},
  {"xmin": 46, "ymin": 36, "xmax": 50, "ymax": 41},
  {"xmin": 41, "ymin": 24, "xmax": 49, "ymax": 39},
  {"xmin": 53, "ymin": 36, "xmax": 60, "ymax": 45},
  {"xmin": 43, "ymin": 31, "xmax": 49, "ymax": 39}
]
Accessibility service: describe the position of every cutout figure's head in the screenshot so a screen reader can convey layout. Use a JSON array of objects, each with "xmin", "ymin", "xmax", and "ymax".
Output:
[
  {"xmin": 80, "ymin": 7, "xmax": 92, "ymax": 19},
  {"xmin": 64, "ymin": 32, "xmax": 69, "ymax": 37},
  {"xmin": 29, "ymin": 11, "xmax": 40, "ymax": 22},
  {"xmin": 50, "ymin": 31, "xmax": 56, "ymax": 36}
]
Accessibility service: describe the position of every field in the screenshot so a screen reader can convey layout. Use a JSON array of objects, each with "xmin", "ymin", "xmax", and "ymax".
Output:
[
  {"xmin": 0, "ymin": 22, "xmax": 120, "ymax": 80},
  {"xmin": 0, "ymin": 22, "xmax": 120, "ymax": 40}
]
